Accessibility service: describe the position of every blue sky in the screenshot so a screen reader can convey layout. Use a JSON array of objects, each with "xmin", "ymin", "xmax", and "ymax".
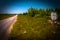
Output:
[
  {"xmin": 4, "ymin": 1, "xmax": 52, "ymax": 13},
  {"xmin": 0, "ymin": 0, "xmax": 60, "ymax": 14}
]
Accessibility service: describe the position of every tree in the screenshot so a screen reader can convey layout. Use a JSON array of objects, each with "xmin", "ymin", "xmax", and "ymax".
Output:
[
  {"xmin": 28, "ymin": 7, "xmax": 36, "ymax": 17},
  {"xmin": 23, "ymin": 12, "xmax": 27, "ymax": 15},
  {"xmin": 55, "ymin": 8, "xmax": 60, "ymax": 20}
]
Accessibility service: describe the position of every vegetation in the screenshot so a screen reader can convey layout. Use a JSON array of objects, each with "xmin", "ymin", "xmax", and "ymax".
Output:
[
  {"xmin": 0, "ymin": 14, "xmax": 16, "ymax": 20},
  {"xmin": 0, "ymin": 8, "xmax": 60, "ymax": 40}
]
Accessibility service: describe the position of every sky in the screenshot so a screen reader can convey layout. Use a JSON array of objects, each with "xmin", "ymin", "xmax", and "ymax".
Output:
[{"xmin": 0, "ymin": 0, "xmax": 60, "ymax": 14}]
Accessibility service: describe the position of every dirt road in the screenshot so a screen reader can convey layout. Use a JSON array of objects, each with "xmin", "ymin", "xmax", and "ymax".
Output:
[{"xmin": 0, "ymin": 15, "xmax": 17, "ymax": 40}]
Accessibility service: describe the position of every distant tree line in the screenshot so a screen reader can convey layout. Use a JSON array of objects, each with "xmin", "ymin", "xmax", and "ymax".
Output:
[
  {"xmin": 27, "ymin": 7, "xmax": 53, "ymax": 17},
  {"xmin": 23, "ymin": 7, "xmax": 60, "ymax": 20}
]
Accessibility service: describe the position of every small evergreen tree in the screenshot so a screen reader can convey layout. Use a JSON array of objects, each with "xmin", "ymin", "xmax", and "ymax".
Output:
[{"xmin": 28, "ymin": 7, "xmax": 35, "ymax": 17}]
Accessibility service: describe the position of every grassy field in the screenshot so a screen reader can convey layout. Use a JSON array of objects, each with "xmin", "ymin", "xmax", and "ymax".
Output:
[
  {"xmin": 0, "ymin": 14, "xmax": 57, "ymax": 40},
  {"xmin": 0, "ymin": 14, "xmax": 16, "ymax": 20},
  {"xmin": 9, "ymin": 14, "xmax": 56, "ymax": 40}
]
